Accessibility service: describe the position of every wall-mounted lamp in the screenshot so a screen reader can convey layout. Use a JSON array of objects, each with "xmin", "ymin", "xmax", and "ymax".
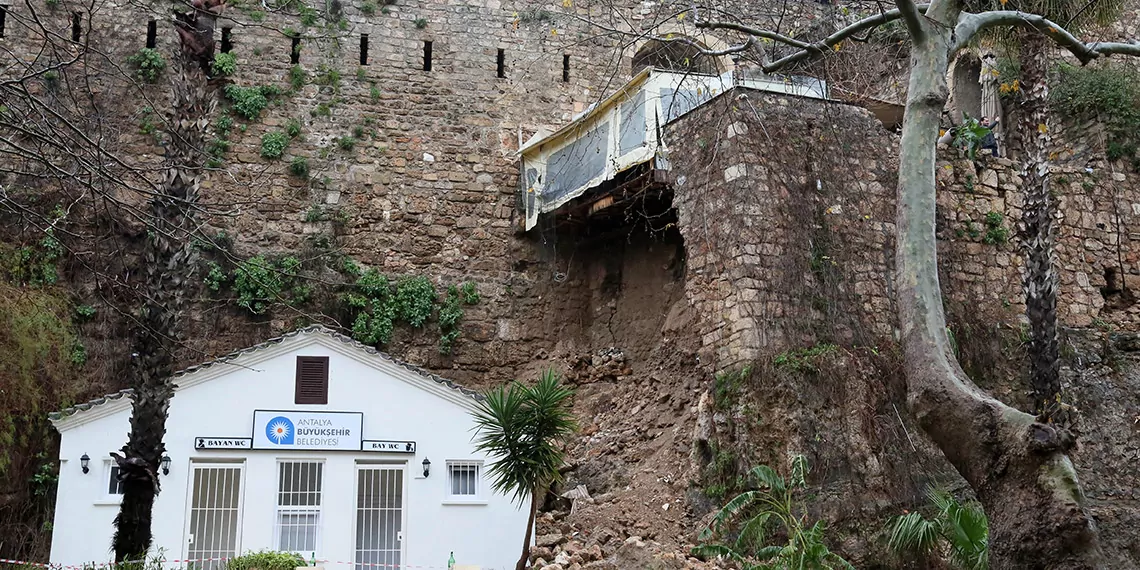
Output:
[
  {"xmin": 422, "ymin": 457, "xmax": 431, "ymax": 478},
  {"xmin": 161, "ymin": 454, "xmax": 172, "ymax": 476},
  {"xmin": 80, "ymin": 453, "xmax": 90, "ymax": 474}
]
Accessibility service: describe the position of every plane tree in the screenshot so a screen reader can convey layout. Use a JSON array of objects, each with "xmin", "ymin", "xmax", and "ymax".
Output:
[{"xmin": 658, "ymin": 1, "xmax": 1139, "ymax": 566}]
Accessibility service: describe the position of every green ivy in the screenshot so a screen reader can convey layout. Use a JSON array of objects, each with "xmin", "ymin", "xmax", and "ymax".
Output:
[
  {"xmin": 286, "ymin": 118, "xmax": 302, "ymax": 138},
  {"xmin": 204, "ymin": 261, "xmax": 227, "ymax": 291},
  {"xmin": 773, "ymin": 344, "xmax": 838, "ymax": 373},
  {"xmin": 260, "ymin": 131, "xmax": 289, "ymax": 159},
  {"xmin": 1, "ymin": 231, "xmax": 63, "ymax": 287},
  {"xmin": 1052, "ymin": 62, "xmax": 1140, "ymax": 168},
  {"xmin": 983, "ymin": 211, "xmax": 1009, "ymax": 245},
  {"xmin": 127, "ymin": 48, "xmax": 167, "ymax": 83},
  {"xmin": 289, "ymin": 64, "xmax": 306, "ymax": 91},
  {"xmin": 223, "ymin": 84, "xmax": 281, "ymax": 120},
  {"xmin": 232, "ymin": 256, "xmax": 310, "ymax": 314},
  {"xmin": 211, "ymin": 52, "xmax": 238, "ymax": 77},
  {"xmin": 343, "ymin": 269, "xmax": 479, "ymax": 352},
  {"xmin": 290, "ymin": 157, "xmax": 310, "ymax": 179}
]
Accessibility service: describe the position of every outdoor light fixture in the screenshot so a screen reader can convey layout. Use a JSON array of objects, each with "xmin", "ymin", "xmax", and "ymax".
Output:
[
  {"xmin": 422, "ymin": 457, "xmax": 431, "ymax": 478},
  {"xmin": 80, "ymin": 453, "xmax": 90, "ymax": 474},
  {"xmin": 161, "ymin": 454, "xmax": 172, "ymax": 476}
]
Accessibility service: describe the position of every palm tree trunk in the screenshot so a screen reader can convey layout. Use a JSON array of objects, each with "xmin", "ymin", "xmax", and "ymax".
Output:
[
  {"xmin": 896, "ymin": 8, "xmax": 1103, "ymax": 567},
  {"xmin": 1015, "ymin": 33, "xmax": 1062, "ymax": 417},
  {"xmin": 111, "ymin": 10, "xmax": 217, "ymax": 562},
  {"xmin": 515, "ymin": 488, "xmax": 538, "ymax": 570}
]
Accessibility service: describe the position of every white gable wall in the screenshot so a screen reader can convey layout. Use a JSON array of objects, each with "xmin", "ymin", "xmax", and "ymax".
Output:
[{"xmin": 51, "ymin": 333, "xmax": 528, "ymax": 570}]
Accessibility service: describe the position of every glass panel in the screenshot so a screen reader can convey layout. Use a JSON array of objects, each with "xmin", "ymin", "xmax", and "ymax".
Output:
[
  {"xmin": 618, "ymin": 90, "xmax": 647, "ymax": 156},
  {"xmin": 544, "ymin": 122, "xmax": 610, "ymax": 203}
]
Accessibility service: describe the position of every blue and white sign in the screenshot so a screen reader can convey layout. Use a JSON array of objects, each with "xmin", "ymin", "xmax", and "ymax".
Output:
[{"xmin": 252, "ymin": 410, "xmax": 363, "ymax": 451}]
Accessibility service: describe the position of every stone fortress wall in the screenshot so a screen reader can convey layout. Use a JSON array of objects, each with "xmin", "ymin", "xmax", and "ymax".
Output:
[{"xmin": 0, "ymin": 0, "xmax": 1137, "ymax": 378}]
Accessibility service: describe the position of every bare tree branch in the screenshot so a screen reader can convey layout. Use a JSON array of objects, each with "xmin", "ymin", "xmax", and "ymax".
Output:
[
  {"xmin": 951, "ymin": 10, "xmax": 1128, "ymax": 62},
  {"xmin": 755, "ymin": 5, "xmax": 928, "ymax": 73},
  {"xmin": 895, "ymin": 0, "xmax": 926, "ymax": 43},
  {"xmin": 693, "ymin": 20, "xmax": 813, "ymax": 51}
]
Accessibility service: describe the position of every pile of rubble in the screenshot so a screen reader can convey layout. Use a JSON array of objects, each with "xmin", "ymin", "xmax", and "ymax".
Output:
[
  {"xmin": 563, "ymin": 347, "xmax": 633, "ymax": 384},
  {"xmin": 531, "ymin": 511, "xmax": 728, "ymax": 570}
]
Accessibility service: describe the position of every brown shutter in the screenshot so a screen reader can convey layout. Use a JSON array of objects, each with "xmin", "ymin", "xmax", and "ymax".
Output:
[{"xmin": 295, "ymin": 356, "xmax": 329, "ymax": 404}]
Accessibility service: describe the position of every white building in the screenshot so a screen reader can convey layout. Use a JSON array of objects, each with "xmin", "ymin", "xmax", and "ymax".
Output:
[{"xmin": 49, "ymin": 326, "xmax": 529, "ymax": 570}]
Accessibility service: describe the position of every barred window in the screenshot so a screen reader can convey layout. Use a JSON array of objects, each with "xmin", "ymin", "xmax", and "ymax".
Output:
[
  {"xmin": 447, "ymin": 461, "xmax": 481, "ymax": 499},
  {"xmin": 276, "ymin": 461, "xmax": 323, "ymax": 553}
]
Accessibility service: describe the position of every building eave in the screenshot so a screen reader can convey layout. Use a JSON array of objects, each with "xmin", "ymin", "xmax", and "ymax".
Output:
[{"xmin": 49, "ymin": 325, "xmax": 485, "ymax": 432}]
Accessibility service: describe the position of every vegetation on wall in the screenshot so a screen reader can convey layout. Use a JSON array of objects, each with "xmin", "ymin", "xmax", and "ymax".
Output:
[
  {"xmin": 692, "ymin": 455, "xmax": 854, "ymax": 569},
  {"xmin": 1051, "ymin": 62, "xmax": 1140, "ymax": 168},
  {"xmin": 0, "ymin": 235, "xmax": 91, "ymax": 561},
  {"xmin": 126, "ymin": 48, "xmax": 167, "ymax": 83},
  {"xmin": 887, "ymin": 487, "xmax": 989, "ymax": 569},
  {"xmin": 211, "ymin": 52, "xmax": 238, "ymax": 77}
]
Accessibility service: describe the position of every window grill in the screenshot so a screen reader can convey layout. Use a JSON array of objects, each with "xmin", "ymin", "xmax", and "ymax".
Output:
[
  {"xmin": 275, "ymin": 461, "xmax": 324, "ymax": 553},
  {"xmin": 354, "ymin": 465, "xmax": 403, "ymax": 570},
  {"xmin": 447, "ymin": 461, "xmax": 480, "ymax": 498},
  {"xmin": 186, "ymin": 464, "xmax": 244, "ymax": 570}
]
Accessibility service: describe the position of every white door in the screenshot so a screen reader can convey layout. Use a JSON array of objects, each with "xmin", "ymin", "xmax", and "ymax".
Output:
[
  {"xmin": 184, "ymin": 463, "xmax": 245, "ymax": 570},
  {"xmin": 354, "ymin": 465, "xmax": 405, "ymax": 570}
]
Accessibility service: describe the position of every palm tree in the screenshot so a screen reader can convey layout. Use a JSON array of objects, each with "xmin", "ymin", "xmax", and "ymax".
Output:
[
  {"xmin": 692, "ymin": 455, "xmax": 854, "ymax": 570},
  {"xmin": 887, "ymin": 488, "xmax": 989, "ymax": 570},
  {"xmin": 472, "ymin": 370, "xmax": 577, "ymax": 570},
  {"xmin": 1000, "ymin": 0, "xmax": 1122, "ymax": 416},
  {"xmin": 111, "ymin": 0, "xmax": 225, "ymax": 561}
]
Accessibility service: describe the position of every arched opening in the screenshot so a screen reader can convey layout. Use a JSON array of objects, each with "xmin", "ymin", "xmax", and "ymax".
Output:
[
  {"xmin": 631, "ymin": 39, "xmax": 719, "ymax": 76},
  {"xmin": 950, "ymin": 55, "xmax": 983, "ymax": 123}
]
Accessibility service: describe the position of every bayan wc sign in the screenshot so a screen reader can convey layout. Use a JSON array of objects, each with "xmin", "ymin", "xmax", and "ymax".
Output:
[{"xmin": 252, "ymin": 410, "xmax": 363, "ymax": 450}]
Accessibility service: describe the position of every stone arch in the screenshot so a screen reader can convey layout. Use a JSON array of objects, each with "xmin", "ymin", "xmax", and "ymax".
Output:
[
  {"xmin": 947, "ymin": 53, "xmax": 984, "ymax": 124},
  {"xmin": 626, "ymin": 25, "xmax": 732, "ymax": 76}
]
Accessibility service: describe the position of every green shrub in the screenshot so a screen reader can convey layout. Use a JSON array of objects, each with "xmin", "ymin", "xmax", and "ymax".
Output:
[
  {"xmin": 224, "ymin": 85, "xmax": 270, "ymax": 120},
  {"xmin": 290, "ymin": 157, "xmax": 310, "ymax": 179},
  {"xmin": 74, "ymin": 304, "xmax": 96, "ymax": 321},
  {"xmin": 413, "ymin": 17, "xmax": 427, "ymax": 28},
  {"xmin": 227, "ymin": 551, "xmax": 305, "ymax": 570},
  {"xmin": 773, "ymin": 344, "xmax": 838, "ymax": 373},
  {"xmin": 286, "ymin": 118, "xmax": 302, "ymax": 138},
  {"xmin": 127, "ymin": 48, "xmax": 167, "ymax": 83},
  {"xmin": 1052, "ymin": 62, "xmax": 1140, "ymax": 167},
  {"xmin": 211, "ymin": 52, "xmax": 238, "ymax": 76},
  {"xmin": 204, "ymin": 261, "xmax": 227, "ymax": 291},
  {"xmin": 289, "ymin": 64, "xmax": 306, "ymax": 91},
  {"xmin": 337, "ymin": 136, "xmax": 357, "ymax": 151},
  {"xmin": 693, "ymin": 456, "xmax": 853, "ymax": 569},
  {"xmin": 233, "ymin": 256, "xmax": 310, "ymax": 314},
  {"xmin": 982, "ymin": 211, "xmax": 1008, "ymax": 245},
  {"xmin": 260, "ymin": 131, "xmax": 289, "ymax": 159},
  {"xmin": 361, "ymin": 0, "xmax": 377, "ymax": 15}
]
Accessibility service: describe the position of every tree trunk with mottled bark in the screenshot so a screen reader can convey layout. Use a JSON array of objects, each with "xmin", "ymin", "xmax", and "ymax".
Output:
[{"xmin": 896, "ymin": 5, "xmax": 1104, "ymax": 567}]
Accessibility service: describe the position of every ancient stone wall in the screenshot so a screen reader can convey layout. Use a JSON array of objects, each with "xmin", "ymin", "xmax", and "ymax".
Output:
[{"xmin": 666, "ymin": 87, "xmax": 1140, "ymax": 372}]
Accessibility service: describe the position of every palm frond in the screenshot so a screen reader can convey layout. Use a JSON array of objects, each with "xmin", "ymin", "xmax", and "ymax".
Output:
[{"xmin": 888, "ymin": 511, "xmax": 940, "ymax": 556}]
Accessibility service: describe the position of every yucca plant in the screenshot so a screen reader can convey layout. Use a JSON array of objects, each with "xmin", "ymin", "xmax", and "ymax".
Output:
[
  {"xmin": 471, "ymin": 369, "xmax": 577, "ymax": 570},
  {"xmin": 888, "ymin": 488, "xmax": 989, "ymax": 570},
  {"xmin": 692, "ymin": 455, "xmax": 854, "ymax": 570}
]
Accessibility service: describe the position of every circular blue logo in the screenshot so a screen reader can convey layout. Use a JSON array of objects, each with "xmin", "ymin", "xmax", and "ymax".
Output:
[{"xmin": 266, "ymin": 416, "xmax": 295, "ymax": 445}]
